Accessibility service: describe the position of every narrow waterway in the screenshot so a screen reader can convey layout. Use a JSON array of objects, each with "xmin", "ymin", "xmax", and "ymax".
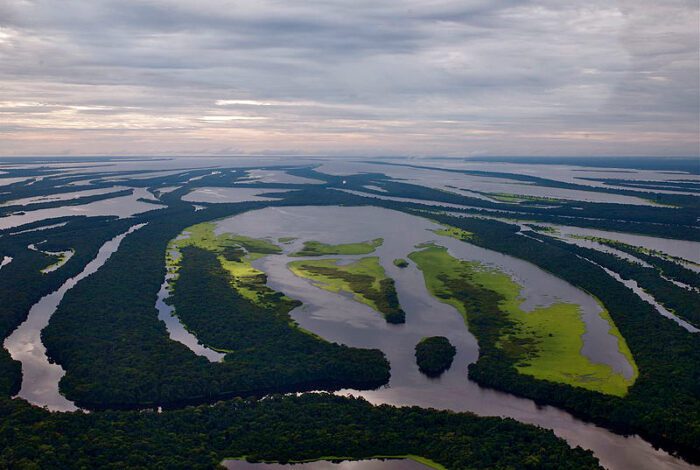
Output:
[
  {"xmin": 3, "ymin": 223, "xmax": 146, "ymax": 411},
  {"xmin": 155, "ymin": 238, "xmax": 226, "ymax": 362}
]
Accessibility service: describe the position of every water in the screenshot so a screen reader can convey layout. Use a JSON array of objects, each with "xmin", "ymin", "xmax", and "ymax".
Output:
[
  {"xmin": 0, "ymin": 255, "xmax": 12, "ymax": 271},
  {"xmin": 182, "ymin": 187, "xmax": 296, "ymax": 204},
  {"xmin": 208, "ymin": 206, "xmax": 688, "ymax": 470},
  {"xmin": 372, "ymin": 159, "xmax": 700, "ymax": 196},
  {"xmin": 3, "ymin": 223, "xmax": 146, "ymax": 411},
  {"xmin": 155, "ymin": 240, "xmax": 226, "ymax": 362},
  {"xmin": 0, "ymin": 188, "xmax": 164, "ymax": 230},
  {"xmin": 315, "ymin": 161, "xmax": 659, "ymax": 206},
  {"xmin": 235, "ymin": 169, "xmax": 325, "ymax": 185},
  {"xmin": 541, "ymin": 224, "xmax": 700, "ymax": 264},
  {"xmin": 27, "ymin": 242, "xmax": 75, "ymax": 273},
  {"xmin": 3, "ymin": 157, "xmax": 697, "ymax": 468},
  {"xmin": 547, "ymin": 235, "xmax": 699, "ymax": 333},
  {"xmin": 222, "ymin": 459, "xmax": 430, "ymax": 469},
  {"xmin": 0, "ymin": 186, "xmax": 128, "ymax": 207}
]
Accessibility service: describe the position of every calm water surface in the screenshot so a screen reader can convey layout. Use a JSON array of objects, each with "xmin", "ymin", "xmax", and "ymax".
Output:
[{"xmin": 212, "ymin": 206, "xmax": 689, "ymax": 470}]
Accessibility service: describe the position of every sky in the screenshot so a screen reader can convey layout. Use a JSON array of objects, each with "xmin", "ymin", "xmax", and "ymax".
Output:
[{"xmin": 0, "ymin": 0, "xmax": 698, "ymax": 157}]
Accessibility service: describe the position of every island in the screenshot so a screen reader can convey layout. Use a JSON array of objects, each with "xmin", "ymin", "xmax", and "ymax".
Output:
[{"xmin": 415, "ymin": 336, "xmax": 457, "ymax": 377}]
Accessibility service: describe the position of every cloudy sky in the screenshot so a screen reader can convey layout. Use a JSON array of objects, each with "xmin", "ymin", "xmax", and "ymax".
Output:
[{"xmin": 0, "ymin": 0, "xmax": 698, "ymax": 157}]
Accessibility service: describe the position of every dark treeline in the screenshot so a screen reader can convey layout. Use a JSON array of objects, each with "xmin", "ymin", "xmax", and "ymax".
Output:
[
  {"xmin": 0, "ymin": 394, "xmax": 601, "ymax": 470},
  {"xmin": 414, "ymin": 211, "xmax": 700, "ymax": 462},
  {"xmin": 378, "ymin": 180, "xmax": 698, "ymax": 234}
]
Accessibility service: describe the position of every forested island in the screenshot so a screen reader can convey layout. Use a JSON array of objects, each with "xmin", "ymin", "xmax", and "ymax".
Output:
[{"xmin": 415, "ymin": 336, "xmax": 456, "ymax": 377}]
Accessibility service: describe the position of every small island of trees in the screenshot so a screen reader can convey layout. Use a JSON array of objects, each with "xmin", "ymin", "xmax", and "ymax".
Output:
[{"xmin": 415, "ymin": 336, "xmax": 456, "ymax": 377}]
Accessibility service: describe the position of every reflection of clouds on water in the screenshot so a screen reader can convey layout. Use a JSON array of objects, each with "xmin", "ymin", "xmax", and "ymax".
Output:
[
  {"xmin": 317, "ymin": 161, "xmax": 660, "ymax": 205},
  {"xmin": 183, "ymin": 187, "xmax": 295, "ymax": 204},
  {"xmin": 235, "ymin": 169, "xmax": 324, "ymax": 185},
  {"xmin": 0, "ymin": 189, "xmax": 165, "ymax": 230}
]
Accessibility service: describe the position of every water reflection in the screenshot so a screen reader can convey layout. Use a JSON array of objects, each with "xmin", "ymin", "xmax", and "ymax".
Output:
[
  {"xmin": 183, "ymin": 187, "xmax": 296, "ymax": 204},
  {"xmin": 3, "ymin": 223, "xmax": 146, "ymax": 411},
  {"xmin": 155, "ymin": 237, "xmax": 225, "ymax": 362},
  {"xmin": 222, "ymin": 459, "xmax": 430, "ymax": 469},
  {"xmin": 209, "ymin": 206, "xmax": 688, "ymax": 470},
  {"xmin": 0, "ymin": 188, "xmax": 164, "ymax": 230}
]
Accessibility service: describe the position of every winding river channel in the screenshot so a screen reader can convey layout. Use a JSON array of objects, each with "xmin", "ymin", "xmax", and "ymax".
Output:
[
  {"xmin": 4, "ymin": 223, "xmax": 146, "ymax": 412},
  {"xmin": 211, "ymin": 206, "xmax": 692, "ymax": 470}
]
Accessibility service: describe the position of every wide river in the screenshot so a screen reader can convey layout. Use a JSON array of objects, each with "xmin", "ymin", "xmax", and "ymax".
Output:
[{"xmin": 211, "ymin": 205, "xmax": 692, "ymax": 470}]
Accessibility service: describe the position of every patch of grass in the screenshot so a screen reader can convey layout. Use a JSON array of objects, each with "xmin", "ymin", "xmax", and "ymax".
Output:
[
  {"xmin": 40, "ymin": 249, "xmax": 74, "ymax": 273},
  {"xmin": 489, "ymin": 193, "xmax": 527, "ymax": 203},
  {"xmin": 393, "ymin": 258, "xmax": 409, "ymax": 268},
  {"xmin": 409, "ymin": 244, "xmax": 637, "ymax": 396},
  {"xmin": 488, "ymin": 193, "xmax": 561, "ymax": 204},
  {"xmin": 430, "ymin": 224, "xmax": 473, "ymax": 241},
  {"xmin": 169, "ymin": 222, "xmax": 290, "ymax": 308},
  {"xmin": 290, "ymin": 238, "xmax": 383, "ymax": 256},
  {"xmin": 278, "ymin": 236, "xmax": 297, "ymax": 244},
  {"xmin": 288, "ymin": 257, "xmax": 405, "ymax": 324}
]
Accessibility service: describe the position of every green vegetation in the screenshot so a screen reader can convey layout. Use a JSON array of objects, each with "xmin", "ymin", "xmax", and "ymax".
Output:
[
  {"xmin": 41, "ymin": 206, "xmax": 390, "ymax": 409},
  {"xmin": 430, "ymin": 225, "xmax": 472, "ymax": 241},
  {"xmin": 524, "ymin": 224, "xmax": 558, "ymax": 234},
  {"xmin": 409, "ymin": 244, "xmax": 636, "ymax": 396},
  {"xmin": 0, "ymin": 393, "xmax": 602, "ymax": 469},
  {"xmin": 39, "ymin": 249, "xmax": 74, "ymax": 274},
  {"xmin": 289, "ymin": 257, "xmax": 405, "ymax": 324},
  {"xmin": 393, "ymin": 258, "xmax": 409, "ymax": 268},
  {"xmin": 415, "ymin": 337, "xmax": 456, "ymax": 377},
  {"xmin": 278, "ymin": 236, "xmax": 297, "ymax": 244},
  {"xmin": 169, "ymin": 223, "xmax": 288, "ymax": 308},
  {"xmin": 2, "ymin": 161, "xmax": 699, "ymax": 464},
  {"xmin": 489, "ymin": 193, "xmax": 526, "ymax": 203},
  {"xmin": 291, "ymin": 238, "xmax": 383, "ymax": 256},
  {"xmin": 409, "ymin": 212, "xmax": 700, "ymax": 459}
]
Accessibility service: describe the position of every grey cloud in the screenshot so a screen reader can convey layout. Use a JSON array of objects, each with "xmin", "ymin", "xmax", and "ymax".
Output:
[{"xmin": 0, "ymin": 0, "xmax": 697, "ymax": 156}]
